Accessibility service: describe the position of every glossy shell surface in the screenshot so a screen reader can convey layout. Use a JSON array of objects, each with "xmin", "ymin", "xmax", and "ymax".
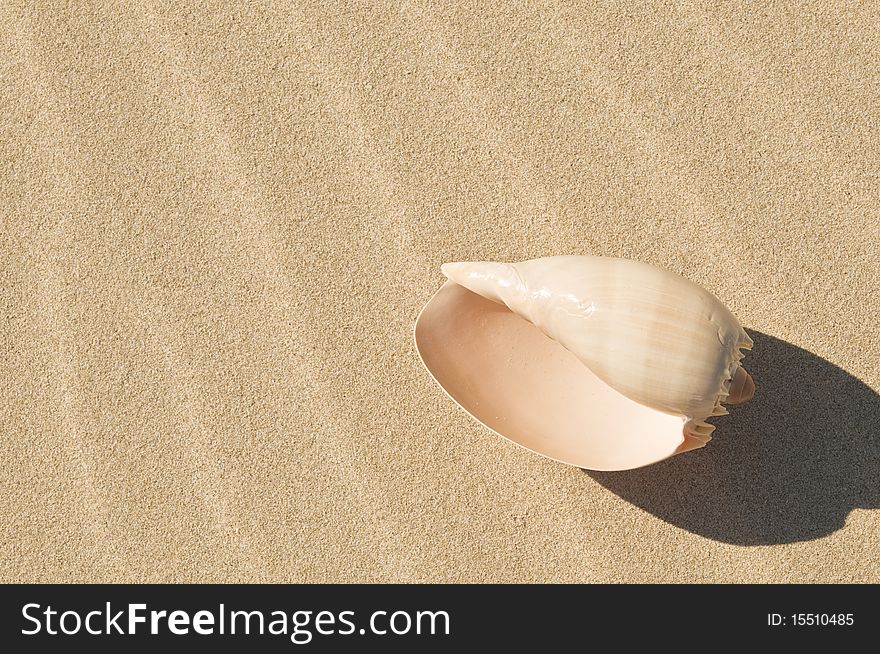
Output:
[{"xmin": 415, "ymin": 256, "xmax": 754, "ymax": 470}]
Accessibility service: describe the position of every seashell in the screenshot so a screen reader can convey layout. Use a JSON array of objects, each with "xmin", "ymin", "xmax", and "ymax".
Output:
[{"xmin": 415, "ymin": 255, "xmax": 754, "ymax": 471}]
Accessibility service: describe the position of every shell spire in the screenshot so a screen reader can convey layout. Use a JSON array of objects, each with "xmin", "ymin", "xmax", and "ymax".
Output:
[{"xmin": 441, "ymin": 262, "xmax": 522, "ymax": 308}]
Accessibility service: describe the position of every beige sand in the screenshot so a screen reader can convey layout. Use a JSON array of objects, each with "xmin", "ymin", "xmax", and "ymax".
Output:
[{"xmin": 1, "ymin": 1, "xmax": 877, "ymax": 583}]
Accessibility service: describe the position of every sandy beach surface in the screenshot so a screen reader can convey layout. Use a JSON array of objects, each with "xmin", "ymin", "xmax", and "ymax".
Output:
[{"xmin": 2, "ymin": 1, "xmax": 877, "ymax": 582}]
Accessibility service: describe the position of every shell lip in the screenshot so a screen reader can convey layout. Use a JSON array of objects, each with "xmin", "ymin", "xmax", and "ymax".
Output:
[{"xmin": 414, "ymin": 280, "xmax": 693, "ymax": 472}]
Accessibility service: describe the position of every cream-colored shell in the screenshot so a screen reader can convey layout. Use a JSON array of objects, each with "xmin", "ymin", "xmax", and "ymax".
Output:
[{"xmin": 441, "ymin": 256, "xmax": 753, "ymax": 441}]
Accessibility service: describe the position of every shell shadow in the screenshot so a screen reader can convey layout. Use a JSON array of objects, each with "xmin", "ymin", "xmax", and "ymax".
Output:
[{"xmin": 586, "ymin": 331, "xmax": 879, "ymax": 545}]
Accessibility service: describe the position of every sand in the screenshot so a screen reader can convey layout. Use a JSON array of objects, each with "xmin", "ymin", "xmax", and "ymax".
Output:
[{"xmin": 1, "ymin": 1, "xmax": 877, "ymax": 583}]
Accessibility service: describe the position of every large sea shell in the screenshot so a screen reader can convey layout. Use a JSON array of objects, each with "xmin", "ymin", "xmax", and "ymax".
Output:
[{"xmin": 415, "ymin": 255, "xmax": 754, "ymax": 471}]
